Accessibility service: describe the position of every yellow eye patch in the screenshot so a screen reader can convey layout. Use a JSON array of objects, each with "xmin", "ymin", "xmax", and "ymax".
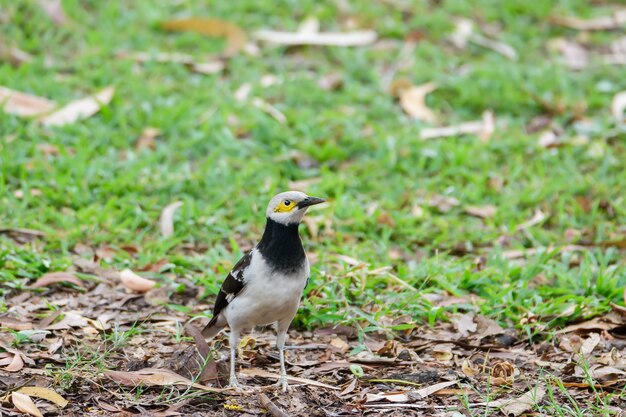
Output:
[{"xmin": 274, "ymin": 199, "xmax": 297, "ymax": 212}]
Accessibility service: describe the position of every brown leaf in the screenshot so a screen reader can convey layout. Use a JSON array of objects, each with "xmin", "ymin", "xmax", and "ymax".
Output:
[
  {"xmin": 17, "ymin": 387, "xmax": 68, "ymax": 408},
  {"xmin": 0, "ymin": 228, "xmax": 45, "ymax": 242},
  {"xmin": 0, "ymin": 317, "xmax": 33, "ymax": 331},
  {"xmin": 44, "ymin": 312, "xmax": 89, "ymax": 330},
  {"xmin": 0, "ymin": 86, "xmax": 56, "ymax": 117},
  {"xmin": 258, "ymin": 393, "xmax": 289, "ymax": 417},
  {"xmin": 547, "ymin": 38, "xmax": 589, "ymax": 70},
  {"xmin": 40, "ymin": 86, "xmax": 115, "ymax": 127},
  {"xmin": 420, "ymin": 111, "xmax": 495, "ymax": 141},
  {"xmin": 160, "ymin": 18, "xmax": 247, "ymax": 56},
  {"xmin": 414, "ymin": 380, "xmax": 458, "ymax": 398},
  {"xmin": 4, "ymin": 350, "xmax": 24, "ymax": 372},
  {"xmin": 11, "ymin": 392, "xmax": 44, "ymax": 417},
  {"xmin": 514, "ymin": 209, "xmax": 546, "ymax": 232},
  {"xmin": 497, "ymin": 385, "xmax": 545, "ymax": 417},
  {"xmin": 0, "ymin": 41, "xmax": 32, "ymax": 66},
  {"xmin": 551, "ymin": 10, "xmax": 626, "ymax": 30},
  {"xmin": 365, "ymin": 392, "xmax": 408, "ymax": 403},
  {"xmin": 38, "ymin": 0, "xmax": 69, "ymax": 25},
  {"xmin": 104, "ymin": 368, "xmax": 226, "ymax": 392},
  {"xmin": 395, "ymin": 81, "xmax": 438, "ymax": 122},
  {"xmin": 29, "ymin": 272, "xmax": 85, "ymax": 289},
  {"xmin": 160, "ymin": 201, "xmax": 183, "ymax": 237},
  {"xmin": 611, "ymin": 91, "xmax": 626, "ymax": 123},
  {"xmin": 136, "ymin": 127, "xmax": 161, "ymax": 150},
  {"xmin": 581, "ymin": 333, "xmax": 601, "ymax": 358},
  {"xmin": 119, "ymin": 269, "xmax": 156, "ymax": 293},
  {"xmin": 116, "ymin": 51, "xmax": 224, "ymax": 75},
  {"xmin": 253, "ymin": 18, "xmax": 377, "ymax": 46},
  {"xmin": 329, "ymin": 337, "xmax": 350, "ymax": 354},
  {"xmin": 490, "ymin": 361, "xmax": 515, "ymax": 385},
  {"xmin": 450, "ymin": 18, "xmax": 517, "ymax": 59},
  {"xmin": 251, "ymin": 97, "xmax": 287, "ymax": 124},
  {"xmin": 461, "ymin": 359, "xmax": 480, "ymax": 377},
  {"xmin": 464, "ymin": 205, "xmax": 496, "ymax": 219},
  {"xmin": 452, "ymin": 313, "xmax": 477, "ymax": 337}
]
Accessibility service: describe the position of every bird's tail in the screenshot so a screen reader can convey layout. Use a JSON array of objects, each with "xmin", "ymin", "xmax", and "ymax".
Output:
[{"xmin": 201, "ymin": 316, "xmax": 224, "ymax": 340}]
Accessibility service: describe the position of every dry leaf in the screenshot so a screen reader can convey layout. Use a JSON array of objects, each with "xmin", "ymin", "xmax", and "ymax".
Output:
[
  {"xmin": 497, "ymin": 385, "xmax": 545, "ymax": 417},
  {"xmin": 432, "ymin": 344, "xmax": 453, "ymax": 362},
  {"xmin": 251, "ymin": 97, "xmax": 286, "ymax": 124},
  {"xmin": 396, "ymin": 82, "xmax": 438, "ymax": 122},
  {"xmin": 105, "ymin": 368, "xmax": 226, "ymax": 392},
  {"xmin": 0, "ymin": 86, "xmax": 56, "ymax": 117},
  {"xmin": 471, "ymin": 34, "xmax": 517, "ymax": 60},
  {"xmin": 40, "ymin": 86, "xmax": 115, "ymax": 126},
  {"xmin": 29, "ymin": 272, "xmax": 85, "ymax": 289},
  {"xmin": 420, "ymin": 111, "xmax": 495, "ymax": 141},
  {"xmin": 537, "ymin": 130, "xmax": 562, "ymax": 148},
  {"xmin": 0, "ymin": 317, "xmax": 33, "ymax": 331},
  {"xmin": 240, "ymin": 368, "xmax": 338, "ymax": 390},
  {"xmin": 551, "ymin": 10, "xmax": 626, "ymax": 31},
  {"xmin": 452, "ymin": 313, "xmax": 477, "ymax": 337},
  {"xmin": 38, "ymin": 0, "xmax": 69, "ymax": 25},
  {"xmin": 116, "ymin": 51, "xmax": 224, "ymax": 75},
  {"xmin": 464, "ymin": 205, "xmax": 496, "ymax": 219},
  {"xmin": 514, "ymin": 209, "xmax": 546, "ymax": 232},
  {"xmin": 580, "ymin": 333, "xmax": 601, "ymax": 358},
  {"xmin": 45, "ymin": 312, "xmax": 89, "ymax": 330},
  {"xmin": 11, "ymin": 392, "xmax": 43, "ymax": 417},
  {"xmin": 4, "ymin": 350, "xmax": 24, "ymax": 372},
  {"xmin": 330, "ymin": 337, "xmax": 350, "ymax": 353},
  {"xmin": 17, "ymin": 387, "xmax": 68, "ymax": 408},
  {"xmin": 365, "ymin": 392, "xmax": 409, "ymax": 403},
  {"xmin": 426, "ymin": 194, "xmax": 460, "ymax": 213},
  {"xmin": 547, "ymin": 38, "xmax": 589, "ymax": 70},
  {"xmin": 119, "ymin": 269, "xmax": 156, "ymax": 293},
  {"xmin": 414, "ymin": 380, "xmax": 458, "ymax": 398},
  {"xmin": 611, "ymin": 91, "xmax": 626, "ymax": 122},
  {"xmin": 160, "ymin": 18, "xmax": 247, "ymax": 56},
  {"xmin": 490, "ymin": 361, "xmax": 515, "ymax": 385},
  {"xmin": 160, "ymin": 201, "xmax": 183, "ymax": 237},
  {"xmin": 461, "ymin": 359, "xmax": 480, "ymax": 377},
  {"xmin": 14, "ymin": 189, "xmax": 43, "ymax": 199},
  {"xmin": 136, "ymin": 127, "xmax": 161, "ymax": 150},
  {"xmin": 0, "ymin": 41, "xmax": 32, "ymax": 66},
  {"xmin": 450, "ymin": 18, "xmax": 517, "ymax": 60},
  {"xmin": 253, "ymin": 19, "xmax": 377, "ymax": 46}
]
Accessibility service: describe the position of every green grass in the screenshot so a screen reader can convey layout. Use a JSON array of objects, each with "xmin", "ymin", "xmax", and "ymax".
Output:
[{"xmin": 1, "ymin": 0, "xmax": 625, "ymax": 339}]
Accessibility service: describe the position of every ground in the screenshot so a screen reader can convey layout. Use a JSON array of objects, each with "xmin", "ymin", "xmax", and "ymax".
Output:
[{"xmin": 1, "ymin": 0, "xmax": 626, "ymax": 416}]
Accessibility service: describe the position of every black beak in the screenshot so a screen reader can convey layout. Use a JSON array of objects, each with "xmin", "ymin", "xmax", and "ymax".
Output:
[{"xmin": 297, "ymin": 196, "xmax": 325, "ymax": 209}]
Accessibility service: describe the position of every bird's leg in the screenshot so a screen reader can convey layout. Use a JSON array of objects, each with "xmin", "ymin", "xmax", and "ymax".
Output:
[
  {"xmin": 274, "ymin": 321, "xmax": 290, "ymax": 392},
  {"xmin": 228, "ymin": 329, "xmax": 241, "ymax": 389}
]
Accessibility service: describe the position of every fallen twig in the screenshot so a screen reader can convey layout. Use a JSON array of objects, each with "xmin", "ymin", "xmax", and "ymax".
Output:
[{"xmin": 258, "ymin": 393, "xmax": 289, "ymax": 417}]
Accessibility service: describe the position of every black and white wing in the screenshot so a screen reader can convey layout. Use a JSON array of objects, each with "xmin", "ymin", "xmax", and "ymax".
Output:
[{"xmin": 204, "ymin": 250, "xmax": 252, "ymax": 330}]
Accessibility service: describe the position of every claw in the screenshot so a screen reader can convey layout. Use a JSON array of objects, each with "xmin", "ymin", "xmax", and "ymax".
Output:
[{"xmin": 274, "ymin": 377, "xmax": 289, "ymax": 393}]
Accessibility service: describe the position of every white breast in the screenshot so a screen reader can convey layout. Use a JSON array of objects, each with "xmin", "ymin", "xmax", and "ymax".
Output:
[{"xmin": 224, "ymin": 249, "xmax": 309, "ymax": 331}]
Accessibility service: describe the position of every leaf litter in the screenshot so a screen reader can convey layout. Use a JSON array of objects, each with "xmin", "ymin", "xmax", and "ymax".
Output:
[{"xmin": 3, "ymin": 262, "xmax": 626, "ymax": 415}]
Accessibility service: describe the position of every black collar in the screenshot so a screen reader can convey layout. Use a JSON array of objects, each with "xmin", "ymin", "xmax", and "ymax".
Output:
[{"xmin": 257, "ymin": 218, "xmax": 306, "ymax": 272}]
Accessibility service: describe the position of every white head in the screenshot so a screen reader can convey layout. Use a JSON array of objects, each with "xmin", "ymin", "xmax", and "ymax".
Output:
[{"xmin": 266, "ymin": 191, "xmax": 325, "ymax": 225}]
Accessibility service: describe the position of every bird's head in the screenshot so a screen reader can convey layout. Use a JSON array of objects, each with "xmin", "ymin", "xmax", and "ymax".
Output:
[{"xmin": 266, "ymin": 191, "xmax": 325, "ymax": 225}]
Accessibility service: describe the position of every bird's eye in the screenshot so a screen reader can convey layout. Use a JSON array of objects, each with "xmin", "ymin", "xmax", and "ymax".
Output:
[{"xmin": 284, "ymin": 200, "xmax": 291, "ymax": 206}]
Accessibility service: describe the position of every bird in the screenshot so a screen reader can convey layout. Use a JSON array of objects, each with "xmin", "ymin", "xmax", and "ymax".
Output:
[{"xmin": 201, "ymin": 191, "xmax": 325, "ymax": 392}]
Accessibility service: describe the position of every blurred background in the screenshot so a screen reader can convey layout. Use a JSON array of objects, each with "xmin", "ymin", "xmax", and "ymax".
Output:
[{"xmin": 1, "ymin": 0, "xmax": 625, "ymax": 332}]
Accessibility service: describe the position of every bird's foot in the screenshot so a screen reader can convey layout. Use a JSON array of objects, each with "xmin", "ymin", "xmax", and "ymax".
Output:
[
  {"xmin": 274, "ymin": 376, "xmax": 290, "ymax": 393},
  {"xmin": 228, "ymin": 377, "xmax": 244, "ymax": 392}
]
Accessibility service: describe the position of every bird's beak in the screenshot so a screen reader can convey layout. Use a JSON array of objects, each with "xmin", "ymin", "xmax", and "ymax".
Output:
[{"xmin": 297, "ymin": 196, "xmax": 325, "ymax": 209}]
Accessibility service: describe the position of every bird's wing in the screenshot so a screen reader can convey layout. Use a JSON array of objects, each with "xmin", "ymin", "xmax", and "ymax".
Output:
[{"xmin": 211, "ymin": 250, "xmax": 253, "ymax": 318}]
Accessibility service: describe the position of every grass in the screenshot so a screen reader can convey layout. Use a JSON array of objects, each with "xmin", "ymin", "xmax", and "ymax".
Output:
[{"xmin": 1, "ymin": 0, "xmax": 625, "ymax": 342}]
